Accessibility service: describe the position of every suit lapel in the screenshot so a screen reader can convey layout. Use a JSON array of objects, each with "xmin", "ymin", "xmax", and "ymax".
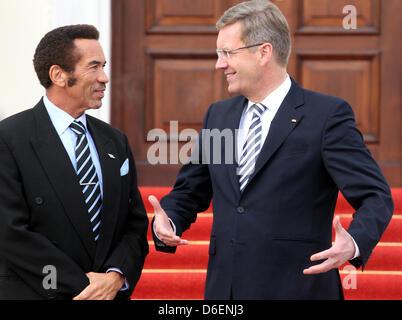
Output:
[
  {"xmin": 30, "ymin": 100, "xmax": 96, "ymax": 260},
  {"xmin": 223, "ymin": 96, "xmax": 247, "ymax": 200},
  {"xmin": 86, "ymin": 117, "xmax": 121, "ymax": 269},
  {"xmin": 244, "ymin": 79, "xmax": 305, "ymax": 191}
]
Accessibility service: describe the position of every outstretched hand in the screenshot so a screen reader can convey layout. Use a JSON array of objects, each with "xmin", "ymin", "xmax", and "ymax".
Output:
[
  {"xmin": 148, "ymin": 195, "xmax": 188, "ymax": 247},
  {"xmin": 303, "ymin": 216, "xmax": 356, "ymax": 275}
]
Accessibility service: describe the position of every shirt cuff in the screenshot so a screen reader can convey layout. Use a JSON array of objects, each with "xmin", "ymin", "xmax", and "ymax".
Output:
[
  {"xmin": 106, "ymin": 268, "xmax": 129, "ymax": 291},
  {"xmin": 350, "ymin": 236, "xmax": 360, "ymax": 260}
]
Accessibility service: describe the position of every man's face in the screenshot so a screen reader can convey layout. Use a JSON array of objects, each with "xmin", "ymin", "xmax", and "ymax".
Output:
[
  {"xmin": 215, "ymin": 22, "xmax": 261, "ymax": 98},
  {"xmin": 66, "ymin": 39, "xmax": 108, "ymax": 111}
]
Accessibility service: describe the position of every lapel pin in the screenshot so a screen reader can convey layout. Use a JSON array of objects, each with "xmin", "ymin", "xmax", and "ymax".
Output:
[
  {"xmin": 108, "ymin": 153, "xmax": 116, "ymax": 159},
  {"xmin": 291, "ymin": 119, "xmax": 297, "ymax": 123}
]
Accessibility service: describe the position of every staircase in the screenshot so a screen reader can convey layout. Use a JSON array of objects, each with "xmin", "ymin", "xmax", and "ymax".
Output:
[{"xmin": 132, "ymin": 187, "xmax": 402, "ymax": 300}]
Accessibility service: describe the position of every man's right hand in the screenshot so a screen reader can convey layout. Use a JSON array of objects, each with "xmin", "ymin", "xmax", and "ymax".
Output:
[{"xmin": 148, "ymin": 195, "xmax": 188, "ymax": 247}]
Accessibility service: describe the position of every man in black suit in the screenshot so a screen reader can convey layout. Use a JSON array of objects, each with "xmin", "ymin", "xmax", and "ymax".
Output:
[
  {"xmin": 0, "ymin": 24, "xmax": 148, "ymax": 300},
  {"xmin": 150, "ymin": 0, "xmax": 393, "ymax": 299}
]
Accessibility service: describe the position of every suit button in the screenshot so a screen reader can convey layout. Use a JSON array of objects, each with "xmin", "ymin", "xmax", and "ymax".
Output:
[
  {"xmin": 237, "ymin": 206, "xmax": 245, "ymax": 214},
  {"xmin": 230, "ymin": 239, "xmax": 235, "ymax": 247},
  {"xmin": 35, "ymin": 197, "xmax": 44, "ymax": 205}
]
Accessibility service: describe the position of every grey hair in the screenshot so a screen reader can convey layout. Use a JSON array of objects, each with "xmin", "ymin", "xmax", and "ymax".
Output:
[{"xmin": 216, "ymin": 0, "xmax": 291, "ymax": 66}]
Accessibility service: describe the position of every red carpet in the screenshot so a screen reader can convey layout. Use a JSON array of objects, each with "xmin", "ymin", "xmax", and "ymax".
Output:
[{"xmin": 132, "ymin": 187, "xmax": 402, "ymax": 300}]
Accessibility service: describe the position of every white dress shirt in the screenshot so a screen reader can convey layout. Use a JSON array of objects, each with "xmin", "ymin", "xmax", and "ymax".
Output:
[
  {"xmin": 236, "ymin": 74, "xmax": 291, "ymax": 162},
  {"xmin": 43, "ymin": 95, "xmax": 103, "ymax": 196}
]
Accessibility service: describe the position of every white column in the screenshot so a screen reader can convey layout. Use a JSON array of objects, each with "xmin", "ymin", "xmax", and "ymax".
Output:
[
  {"xmin": 0, "ymin": 0, "xmax": 52, "ymax": 120},
  {"xmin": 51, "ymin": 0, "xmax": 111, "ymax": 123},
  {"xmin": 0, "ymin": 0, "xmax": 111, "ymax": 123}
]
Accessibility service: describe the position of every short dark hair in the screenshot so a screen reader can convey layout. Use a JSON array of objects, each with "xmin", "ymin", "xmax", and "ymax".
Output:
[{"xmin": 33, "ymin": 24, "xmax": 99, "ymax": 88}]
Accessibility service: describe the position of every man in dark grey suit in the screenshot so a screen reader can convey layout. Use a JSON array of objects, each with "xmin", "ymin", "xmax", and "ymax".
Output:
[
  {"xmin": 150, "ymin": 0, "xmax": 393, "ymax": 299},
  {"xmin": 0, "ymin": 24, "xmax": 148, "ymax": 300}
]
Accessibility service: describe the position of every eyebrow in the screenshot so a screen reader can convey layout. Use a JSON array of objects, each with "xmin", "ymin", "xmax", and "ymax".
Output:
[{"xmin": 88, "ymin": 60, "xmax": 107, "ymax": 67}]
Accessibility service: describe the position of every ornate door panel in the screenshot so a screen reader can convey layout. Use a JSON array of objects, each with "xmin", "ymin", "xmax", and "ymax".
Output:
[{"xmin": 112, "ymin": 0, "xmax": 401, "ymax": 186}]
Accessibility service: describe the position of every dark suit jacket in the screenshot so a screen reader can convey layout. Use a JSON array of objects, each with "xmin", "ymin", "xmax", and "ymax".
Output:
[
  {"xmin": 154, "ymin": 79, "xmax": 393, "ymax": 299},
  {"xmin": 0, "ymin": 99, "xmax": 149, "ymax": 300}
]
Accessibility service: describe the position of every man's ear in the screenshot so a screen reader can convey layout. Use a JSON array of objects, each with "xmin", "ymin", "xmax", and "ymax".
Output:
[
  {"xmin": 48, "ymin": 65, "xmax": 67, "ymax": 88},
  {"xmin": 259, "ymin": 43, "xmax": 273, "ymax": 66}
]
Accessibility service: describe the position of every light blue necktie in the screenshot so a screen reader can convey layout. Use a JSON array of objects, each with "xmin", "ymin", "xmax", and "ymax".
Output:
[
  {"xmin": 238, "ymin": 103, "xmax": 267, "ymax": 192},
  {"xmin": 70, "ymin": 120, "xmax": 102, "ymax": 241}
]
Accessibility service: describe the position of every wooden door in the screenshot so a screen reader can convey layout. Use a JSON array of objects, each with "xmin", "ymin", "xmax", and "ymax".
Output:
[{"xmin": 111, "ymin": 0, "xmax": 401, "ymax": 187}]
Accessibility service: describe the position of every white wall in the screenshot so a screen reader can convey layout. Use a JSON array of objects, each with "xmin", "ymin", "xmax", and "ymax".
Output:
[
  {"xmin": 0, "ymin": 0, "xmax": 111, "ymax": 122},
  {"xmin": 0, "ymin": 0, "xmax": 52, "ymax": 119}
]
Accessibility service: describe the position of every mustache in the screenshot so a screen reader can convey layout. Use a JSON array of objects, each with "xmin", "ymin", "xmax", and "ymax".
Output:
[{"xmin": 94, "ymin": 85, "xmax": 106, "ymax": 91}]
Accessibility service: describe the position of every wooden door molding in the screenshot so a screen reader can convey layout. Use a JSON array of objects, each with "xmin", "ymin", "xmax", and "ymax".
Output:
[{"xmin": 112, "ymin": 0, "xmax": 401, "ymax": 186}]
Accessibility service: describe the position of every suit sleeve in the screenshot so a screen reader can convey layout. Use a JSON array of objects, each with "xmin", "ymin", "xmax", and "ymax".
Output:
[
  {"xmin": 102, "ymin": 134, "xmax": 149, "ymax": 296},
  {"xmin": 321, "ymin": 100, "xmax": 394, "ymax": 269},
  {"xmin": 153, "ymin": 105, "xmax": 214, "ymax": 253},
  {"xmin": 0, "ymin": 135, "xmax": 90, "ymax": 299}
]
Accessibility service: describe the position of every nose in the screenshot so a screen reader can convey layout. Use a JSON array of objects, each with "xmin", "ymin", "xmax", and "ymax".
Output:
[
  {"xmin": 215, "ymin": 56, "xmax": 228, "ymax": 70},
  {"xmin": 98, "ymin": 68, "xmax": 109, "ymax": 84}
]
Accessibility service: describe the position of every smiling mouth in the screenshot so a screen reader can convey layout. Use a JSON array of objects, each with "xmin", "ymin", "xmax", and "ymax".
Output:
[
  {"xmin": 94, "ymin": 86, "xmax": 106, "ymax": 95},
  {"xmin": 94, "ymin": 90, "xmax": 105, "ymax": 98},
  {"xmin": 225, "ymin": 72, "xmax": 236, "ymax": 80}
]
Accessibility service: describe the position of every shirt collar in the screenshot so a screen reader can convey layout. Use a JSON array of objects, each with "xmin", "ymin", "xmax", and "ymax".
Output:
[
  {"xmin": 246, "ymin": 74, "xmax": 291, "ymax": 114},
  {"xmin": 43, "ymin": 94, "xmax": 87, "ymax": 135}
]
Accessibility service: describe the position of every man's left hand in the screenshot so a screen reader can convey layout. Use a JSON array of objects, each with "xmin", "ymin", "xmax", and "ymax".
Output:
[
  {"xmin": 303, "ymin": 216, "xmax": 356, "ymax": 275},
  {"xmin": 73, "ymin": 271, "xmax": 125, "ymax": 300}
]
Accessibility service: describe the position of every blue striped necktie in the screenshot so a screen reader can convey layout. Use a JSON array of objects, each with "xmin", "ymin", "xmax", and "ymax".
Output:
[
  {"xmin": 238, "ymin": 103, "xmax": 267, "ymax": 192},
  {"xmin": 70, "ymin": 120, "xmax": 102, "ymax": 241}
]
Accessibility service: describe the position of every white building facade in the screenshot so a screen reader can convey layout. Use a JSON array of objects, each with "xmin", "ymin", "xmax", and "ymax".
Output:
[{"xmin": 0, "ymin": 0, "xmax": 111, "ymax": 122}]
